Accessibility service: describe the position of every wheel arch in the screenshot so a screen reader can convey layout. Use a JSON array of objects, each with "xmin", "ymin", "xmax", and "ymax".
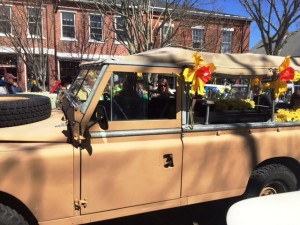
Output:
[
  {"xmin": 252, "ymin": 156, "xmax": 300, "ymax": 188},
  {"xmin": 0, "ymin": 191, "xmax": 38, "ymax": 225}
]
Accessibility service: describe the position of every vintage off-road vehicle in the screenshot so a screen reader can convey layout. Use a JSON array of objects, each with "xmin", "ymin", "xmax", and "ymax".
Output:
[{"xmin": 0, "ymin": 47, "xmax": 300, "ymax": 225}]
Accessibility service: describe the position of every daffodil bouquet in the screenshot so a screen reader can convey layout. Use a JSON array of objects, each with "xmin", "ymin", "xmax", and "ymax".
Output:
[
  {"xmin": 275, "ymin": 109, "xmax": 300, "ymax": 122},
  {"xmin": 214, "ymin": 98, "xmax": 255, "ymax": 112},
  {"xmin": 178, "ymin": 52, "xmax": 216, "ymax": 96}
]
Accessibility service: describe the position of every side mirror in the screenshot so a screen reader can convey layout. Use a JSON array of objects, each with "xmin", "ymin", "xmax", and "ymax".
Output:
[{"xmin": 95, "ymin": 105, "xmax": 109, "ymax": 130}]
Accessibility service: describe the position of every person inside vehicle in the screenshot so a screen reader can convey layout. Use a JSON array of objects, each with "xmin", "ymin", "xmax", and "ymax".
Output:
[
  {"xmin": 152, "ymin": 78, "xmax": 173, "ymax": 98},
  {"xmin": 289, "ymin": 90, "xmax": 300, "ymax": 110}
]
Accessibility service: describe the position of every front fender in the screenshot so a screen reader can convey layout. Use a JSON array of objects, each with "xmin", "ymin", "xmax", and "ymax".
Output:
[{"xmin": 0, "ymin": 142, "xmax": 75, "ymax": 222}]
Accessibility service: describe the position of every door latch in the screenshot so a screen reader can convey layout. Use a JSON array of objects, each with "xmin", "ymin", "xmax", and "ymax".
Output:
[
  {"xmin": 163, "ymin": 154, "xmax": 174, "ymax": 168},
  {"xmin": 74, "ymin": 198, "xmax": 88, "ymax": 210}
]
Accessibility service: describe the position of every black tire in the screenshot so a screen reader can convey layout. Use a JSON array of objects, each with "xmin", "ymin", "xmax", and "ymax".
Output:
[
  {"xmin": 0, "ymin": 203, "xmax": 29, "ymax": 225},
  {"xmin": 244, "ymin": 164, "xmax": 298, "ymax": 198},
  {"xmin": 0, "ymin": 94, "xmax": 51, "ymax": 128}
]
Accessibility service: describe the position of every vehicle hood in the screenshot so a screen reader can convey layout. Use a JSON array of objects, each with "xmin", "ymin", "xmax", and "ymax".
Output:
[{"xmin": 0, "ymin": 109, "xmax": 68, "ymax": 143}]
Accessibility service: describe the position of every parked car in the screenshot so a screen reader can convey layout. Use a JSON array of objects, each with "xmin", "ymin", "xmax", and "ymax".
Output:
[{"xmin": 226, "ymin": 191, "xmax": 300, "ymax": 225}]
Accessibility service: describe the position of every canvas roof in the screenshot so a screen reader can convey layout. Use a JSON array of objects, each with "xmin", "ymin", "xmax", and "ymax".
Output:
[{"xmin": 91, "ymin": 47, "xmax": 300, "ymax": 78}]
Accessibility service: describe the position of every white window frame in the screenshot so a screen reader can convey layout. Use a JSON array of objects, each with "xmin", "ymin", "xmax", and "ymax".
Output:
[
  {"xmin": 161, "ymin": 23, "xmax": 174, "ymax": 45},
  {"xmin": 89, "ymin": 13, "xmax": 103, "ymax": 42},
  {"xmin": 0, "ymin": 5, "xmax": 12, "ymax": 36},
  {"xmin": 115, "ymin": 16, "xmax": 126, "ymax": 43},
  {"xmin": 60, "ymin": 10, "xmax": 76, "ymax": 41},
  {"xmin": 192, "ymin": 26, "xmax": 205, "ymax": 50},
  {"xmin": 27, "ymin": 7, "xmax": 44, "ymax": 38},
  {"xmin": 221, "ymin": 28, "xmax": 234, "ymax": 54}
]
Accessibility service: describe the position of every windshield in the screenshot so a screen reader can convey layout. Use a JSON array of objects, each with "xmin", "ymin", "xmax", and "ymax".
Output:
[{"xmin": 69, "ymin": 68, "xmax": 101, "ymax": 102}]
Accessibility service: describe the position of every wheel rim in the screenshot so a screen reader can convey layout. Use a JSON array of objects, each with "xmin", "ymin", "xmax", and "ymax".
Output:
[{"xmin": 259, "ymin": 181, "xmax": 287, "ymax": 196}]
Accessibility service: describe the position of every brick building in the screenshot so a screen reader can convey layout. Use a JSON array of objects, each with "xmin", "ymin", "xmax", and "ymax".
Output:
[{"xmin": 0, "ymin": 0, "xmax": 252, "ymax": 92}]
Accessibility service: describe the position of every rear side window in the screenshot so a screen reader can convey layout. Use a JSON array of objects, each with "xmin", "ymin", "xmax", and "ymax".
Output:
[{"xmin": 99, "ymin": 72, "xmax": 177, "ymax": 121}]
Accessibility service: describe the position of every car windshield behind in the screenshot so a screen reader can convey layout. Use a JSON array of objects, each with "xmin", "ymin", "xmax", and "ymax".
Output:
[{"xmin": 69, "ymin": 69, "xmax": 101, "ymax": 103}]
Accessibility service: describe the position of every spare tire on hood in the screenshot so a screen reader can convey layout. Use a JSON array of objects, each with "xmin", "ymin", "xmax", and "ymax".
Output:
[{"xmin": 0, "ymin": 94, "xmax": 52, "ymax": 128}]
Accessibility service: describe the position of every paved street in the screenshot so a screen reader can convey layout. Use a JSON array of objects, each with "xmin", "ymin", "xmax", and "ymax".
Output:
[{"xmin": 87, "ymin": 197, "xmax": 241, "ymax": 225}]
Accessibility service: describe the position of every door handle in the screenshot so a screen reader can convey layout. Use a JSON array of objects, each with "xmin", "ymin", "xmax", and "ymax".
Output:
[{"xmin": 163, "ymin": 154, "xmax": 174, "ymax": 168}]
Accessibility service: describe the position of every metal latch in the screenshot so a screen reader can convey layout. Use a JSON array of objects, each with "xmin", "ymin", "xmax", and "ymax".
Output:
[
  {"xmin": 74, "ymin": 198, "xmax": 88, "ymax": 210},
  {"xmin": 163, "ymin": 154, "xmax": 174, "ymax": 168}
]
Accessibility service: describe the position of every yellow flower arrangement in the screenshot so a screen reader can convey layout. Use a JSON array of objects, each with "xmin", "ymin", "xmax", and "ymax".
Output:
[
  {"xmin": 252, "ymin": 56, "xmax": 299, "ymax": 99},
  {"xmin": 214, "ymin": 98, "xmax": 255, "ymax": 111},
  {"xmin": 181, "ymin": 52, "xmax": 216, "ymax": 96},
  {"xmin": 275, "ymin": 109, "xmax": 300, "ymax": 122}
]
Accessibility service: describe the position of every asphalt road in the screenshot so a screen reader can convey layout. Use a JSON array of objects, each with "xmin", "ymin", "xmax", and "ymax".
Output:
[{"xmin": 87, "ymin": 197, "xmax": 242, "ymax": 225}]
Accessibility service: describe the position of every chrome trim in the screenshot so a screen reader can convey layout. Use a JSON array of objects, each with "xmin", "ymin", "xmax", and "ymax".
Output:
[
  {"xmin": 183, "ymin": 121, "xmax": 300, "ymax": 132},
  {"xmin": 90, "ymin": 128, "xmax": 182, "ymax": 138}
]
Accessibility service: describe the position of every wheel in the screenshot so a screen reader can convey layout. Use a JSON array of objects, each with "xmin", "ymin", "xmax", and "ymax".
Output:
[
  {"xmin": 0, "ymin": 94, "xmax": 51, "ymax": 128},
  {"xmin": 0, "ymin": 203, "xmax": 29, "ymax": 225},
  {"xmin": 244, "ymin": 164, "xmax": 298, "ymax": 198}
]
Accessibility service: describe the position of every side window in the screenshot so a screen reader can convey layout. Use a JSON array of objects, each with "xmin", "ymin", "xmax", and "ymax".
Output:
[{"xmin": 99, "ymin": 72, "xmax": 177, "ymax": 121}]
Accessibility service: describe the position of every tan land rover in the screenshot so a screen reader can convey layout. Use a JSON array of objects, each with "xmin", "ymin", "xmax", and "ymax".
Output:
[{"xmin": 0, "ymin": 47, "xmax": 300, "ymax": 225}]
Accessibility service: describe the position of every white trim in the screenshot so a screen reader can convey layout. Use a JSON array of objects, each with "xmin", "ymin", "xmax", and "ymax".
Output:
[
  {"xmin": 60, "ymin": 37, "xmax": 77, "ymax": 41},
  {"xmin": 88, "ymin": 39, "xmax": 104, "ymax": 44},
  {"xmin": 58, "ymin": 9, "xmax": 77, "ymax": 14},
  {"xmin": 221, "ymin": 27, "xmax": 234, "ymax": 32},
  {"xmin": 56, "ymin": 52, "xmax": 110, "ymax": 60},
  {"xmin": 0, "ymin": 46, "xmax": 16, "ymax": 53},
  {"xmin": 191, "ymin": 26, "xmax": 205, "ymax": 29}
]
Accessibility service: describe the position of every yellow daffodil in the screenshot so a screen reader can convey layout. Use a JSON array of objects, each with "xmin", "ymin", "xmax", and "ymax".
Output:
[
  {"xmin": 275, "ymin": 108, "xmax": 300, "ymax": 122},
  {"xmin": 293, "ymin": 71, "xmax": 300, "ymax": 82},
  {"xmin": 182, "ymin": 67, "xmax": 195, "ymax": 82},
  {"xmin": 180, "ymin": 52, "xmax": 215, "ymax": 96},
  {"xmin": 251, "ymin": 78, "xmax": 261, "ymax": 87},
  {"xmin": 193, "ymin": 52, "xmax": 204, "ymax": 69},
  {"xmin": 137, "ymin": 72, "xmax": 143, "ymax": 78},
  {"xmin": 270, "ymin": 79, "xmax": 288, "ymax": 98},
  {"xmin": 279, "ymin": 56, "xmax": 291, "ymax": 73}
]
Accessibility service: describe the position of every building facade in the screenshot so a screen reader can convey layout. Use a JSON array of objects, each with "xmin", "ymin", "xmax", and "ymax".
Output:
[{"xmin": 0, "ymin": 0, "xmax": 252, "ymax": 92}]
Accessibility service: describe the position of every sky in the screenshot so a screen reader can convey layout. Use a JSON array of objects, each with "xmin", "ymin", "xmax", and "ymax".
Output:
[{"xmin": 204, "ymin": 0, "xmax": 299, "ymax": 49}]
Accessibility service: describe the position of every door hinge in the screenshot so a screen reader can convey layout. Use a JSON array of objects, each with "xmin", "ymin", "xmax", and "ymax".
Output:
[{"xmin": 74, "ymin": 198, "xmax": 88, "ymax": 210}]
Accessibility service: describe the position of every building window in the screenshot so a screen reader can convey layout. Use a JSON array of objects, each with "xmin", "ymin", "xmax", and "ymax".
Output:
[
  {"xmin": 59, "ymin": 60, "xmax": 80, "ymax": 83},
  {"xmin": 192, "ymin": 27, "xmax": 204, "ymax": 50},
  {"xmin": 90, "ymin": 14, "xmax": 103, "ymax": 41},
  {"xmin": 221, "ymin": 29, "xmax": 233, "ymax": 53},
  {"xmin": 61, "ymin": 11, "xmax": 76, "ymax": 39},
  {"xmin": 28, "ymin": 8, "xmax": 43, "ymax": 37},
  {"xmin": 161, "ymin": 23, "xmax": 173, "ymax": 45},
  {"xmin": 0, "ymin": 6, "xmax": 11, "ymax": 34},
  {"xmin": 115, "ymin": 16, "xmax": 126, "ymax": 42}
]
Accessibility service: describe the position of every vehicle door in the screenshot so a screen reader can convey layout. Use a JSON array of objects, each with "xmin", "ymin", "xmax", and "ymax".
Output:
[{"xmin": 80, "ymin": 65, "xmax": 183, "ymax": 214}]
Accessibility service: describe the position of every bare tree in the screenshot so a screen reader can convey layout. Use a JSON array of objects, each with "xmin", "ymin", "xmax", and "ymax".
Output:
[
  {"xmin": 0, "ymin": 0, "xmax": 54, "ymax": 91},
  {"xmin": 86, "ymin": 0, "xmax": 219, "ymax": 55},
  {"xmin": 239, "ymin": 0, "xmax": 300, "ymax": 55}
]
